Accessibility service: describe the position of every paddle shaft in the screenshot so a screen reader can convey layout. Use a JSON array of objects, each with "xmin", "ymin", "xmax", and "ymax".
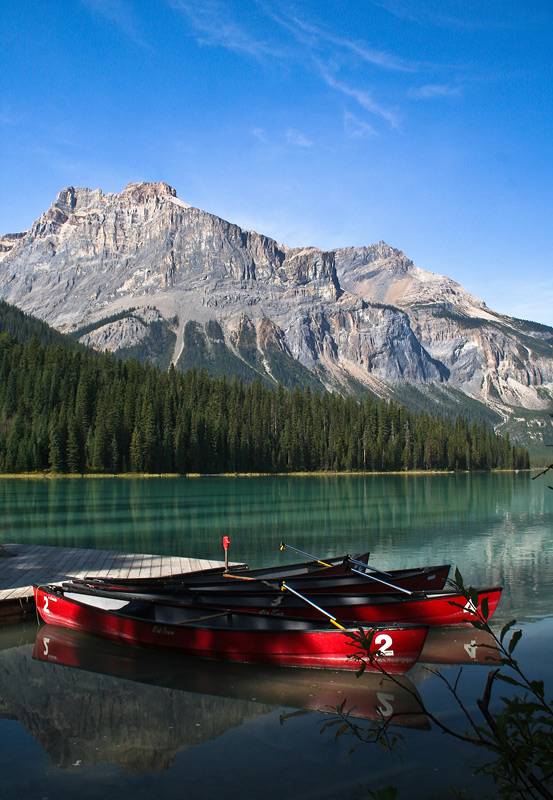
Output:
[
  {"xmin": 279, "ymin": 541, "xmax": 411, "ymax": 592},
  {"xmin": 281, "ymin": 581, "xmax": 346, "ymax": 629},
  {"xmin": 279, "ymin": 542, "xmax": 333, "ymax": 568},
  {"xmin": 222, "ymin": 573, "xmax": 277, "ymax": 589}
]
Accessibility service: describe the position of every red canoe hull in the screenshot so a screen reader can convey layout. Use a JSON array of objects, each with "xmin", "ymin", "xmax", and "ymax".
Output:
[
  {"xmin": 33, "ymin": 585, "xmax": 427, "ymax": 674},
  {"xmin": 64, "ymin": 582, "xmax": 502, "ymax": 627},
  {"xmin": 191, "ymin": 587, "xmax": 503, "ymax": 626}
]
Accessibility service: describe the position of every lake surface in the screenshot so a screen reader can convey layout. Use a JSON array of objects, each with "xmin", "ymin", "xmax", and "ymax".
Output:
[{"xmin": 1, "ymin": 472, "xmax": 552, "ymax": 799}]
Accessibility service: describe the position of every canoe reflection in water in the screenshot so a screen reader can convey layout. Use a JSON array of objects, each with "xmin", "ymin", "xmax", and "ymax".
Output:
[
  {"xmin": 418, "ymin": 625, "xmax": 500, "ymax": 666},
  {"xmin": 32, "ymin": 625, "xmax": 427, "ymax": 729},
  {"xmin": 26, "ymin": 623, "xmax": 501, "ymax": 774}
]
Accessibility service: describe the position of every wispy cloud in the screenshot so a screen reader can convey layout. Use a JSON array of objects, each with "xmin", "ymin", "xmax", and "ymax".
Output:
[
  {"xmin": 169, "ymin": 0, "xmax": 286, "ymax": 60},
  {"xmin": 253, "ymin": 127, "xmax": 267, "ymax": 143},
  {"xmin": 265, "ymin": 6, "xmax": 406, "ymax": 129},
  {"xmin": 371, "ymin": 0, "xmax": 529, "ymax": 32},
  {"xmin": 287, "ymin": 15, "xmax": 416, "ymax": 73},
  {"xmin": 286, "ymin": 128, "xmax": 313, "ymax": 148},
  {"xmin": 80, "ymin": 0, "xmax": 151, "ymax": 48},
  {"xmin": 371, "ymin": 0, "xmax": 477, "ymax": 29},
  {"xmin": 168, "ymin": 1, "xmax": 416, "ymax": 132},
  {"xmin": 408, "ymin": 83, "xmax": 462, "ymax": 99},
  {"xmin": 344, "ymin": 111, "xmax": 377, "ymax": 139},
  {"xmin": 316, "ymin": 60, "xmax": 401, "ymax": 129}
]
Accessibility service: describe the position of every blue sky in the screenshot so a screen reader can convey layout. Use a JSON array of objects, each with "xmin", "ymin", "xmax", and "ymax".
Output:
[{"xmin": 2, "ymin": 1, "xmax": 553, "ymax": 324}]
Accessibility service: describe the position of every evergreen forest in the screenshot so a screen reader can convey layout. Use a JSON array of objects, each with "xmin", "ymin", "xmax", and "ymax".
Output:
[{"xmin": 0, "ymin": 307, "xmax": 529, "ymax": 474}]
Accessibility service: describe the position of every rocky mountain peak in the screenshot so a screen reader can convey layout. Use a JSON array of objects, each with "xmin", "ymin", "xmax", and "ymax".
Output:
[
  {"xmin": 0, "ymin": 180, "xmax": 552, "ymax": 438},
  {"xmin": 55, "ymin": 186, "xmax": 78, "ymax": 211},
  {"xmin": 120, "ymin": 181, "xmax": 178, "ymax": 202},
  {"xmin": 54, "ymin": 185, "xmax": 106, "ymax": 214},
  {"xmin": 334, "ymin": 243, "xmax": 488, "ymax": 316},
  {"xmin": 336, "ymin": 241, "xmax": 412, "ymax": 270},
  {"xmin": 53, "ymin": 181, "xmax": 178, "ymax": 214}
]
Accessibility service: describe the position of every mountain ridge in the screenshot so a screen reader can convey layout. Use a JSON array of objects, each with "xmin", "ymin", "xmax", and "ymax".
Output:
[{"xmin": 1, "ymin": 180, "xmax": 552, "ymax": 449}]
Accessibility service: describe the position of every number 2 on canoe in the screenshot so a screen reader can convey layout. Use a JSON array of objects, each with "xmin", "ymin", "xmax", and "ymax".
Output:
[{"xmin": 374, "ymin": 633, "xmax": 394, "ymax": 656}]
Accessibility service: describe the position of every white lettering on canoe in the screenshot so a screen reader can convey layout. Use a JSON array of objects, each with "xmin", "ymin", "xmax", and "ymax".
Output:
[
  {"xmin": 41, "ymin": 637, "xmax": 57, "ymax": 661},
  {"xmin": 43, "ymin": 594, "xmax": 58, "ymax": 612},
  {"xmin": 463, "ymin": 599, "xmax": 478, "ymax": 615},
  {"xmin": 374, "ymin": 633, "xmax": 394, "ymax": 656},
  {"xmin": 152, "ymin": 626, "xmax": 175, "ymax": 636}
]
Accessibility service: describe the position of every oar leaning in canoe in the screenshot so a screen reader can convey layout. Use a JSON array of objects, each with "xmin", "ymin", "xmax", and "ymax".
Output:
[
  {"xmin": 216, "ymin": 560, "xmax": 413, "ymax": 596},
  {"xmin": 280, "ymin": 542, "xmax": 433, "ymax": 595},
  {"xmin": 222, "ymin": 565, "xmax": 413, "ymax": 596},
  {"xmin": 70, "ymin": 561, "xmax": 450, "ymax": 598},
  {"xmin": 280, "ymin": 541, "xmax": 393, "ymax": 577},
  {"xmin": 75, "ymin": 549, "xmax": 374, "ymax": 591},
  {"xmin": 280, "ymin": 581, "xmax": 346, "ymax": 629}
]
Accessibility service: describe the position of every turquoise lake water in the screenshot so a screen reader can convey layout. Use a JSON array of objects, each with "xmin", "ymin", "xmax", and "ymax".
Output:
[{"xmin": 0, "ymin": 472, "xmax": 552, "ymax": 799}]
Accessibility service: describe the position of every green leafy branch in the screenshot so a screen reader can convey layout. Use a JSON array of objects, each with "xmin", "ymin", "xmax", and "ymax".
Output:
[{"xmin": 322, "ymin": 570, "xmax": 553, "ymax": 799}]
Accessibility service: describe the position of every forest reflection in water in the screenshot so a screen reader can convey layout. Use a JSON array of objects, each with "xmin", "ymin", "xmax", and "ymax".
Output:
[{"xmin": 0, "ymin": 471, "xmax": 549, "ymax": 556}]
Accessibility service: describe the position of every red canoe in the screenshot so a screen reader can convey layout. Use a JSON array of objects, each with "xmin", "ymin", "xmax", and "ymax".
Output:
[
  {"xmin": 80, "ymin": 551, "xmax": 372, "ymax": 587},
  {"xmin": 62, "ymin": 580, "xmax": 502, "ymax": 627},
  {"xmin": 33, "ymin": 584, "xmax": 428, "ymax": 674},
  {"xmin": 74, "ymin": 562, "xmax": 452, "ymax": 597}
]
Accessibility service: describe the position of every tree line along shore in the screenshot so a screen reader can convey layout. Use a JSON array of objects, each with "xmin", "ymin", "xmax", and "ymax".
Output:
[{"xmin": 0, "ymin": 327, "xmax": 529, "ymax": 476}]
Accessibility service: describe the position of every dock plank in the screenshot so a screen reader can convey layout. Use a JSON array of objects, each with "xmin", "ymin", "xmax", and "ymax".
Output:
[
  {"xmin": 79, "ymin": 548, "xmax": 111, "ymax": 578},
  {"xmin": 0, "ymin": 543, "xmax": 240, "ymax": 622}
]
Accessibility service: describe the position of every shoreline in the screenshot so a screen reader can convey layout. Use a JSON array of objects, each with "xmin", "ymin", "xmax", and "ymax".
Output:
[{"xmin": 0, "ymin": 468, "xmax": 531, "ymax": 480}]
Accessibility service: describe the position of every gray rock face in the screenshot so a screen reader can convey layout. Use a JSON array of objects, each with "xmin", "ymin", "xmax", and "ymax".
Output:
[
  {"xmin": 334, "ymin": 243, "xmax": 553, "ymax": 413},
  {"xmin": 1, "ymin": 181, "xmax": 552, "ymax": 425}
]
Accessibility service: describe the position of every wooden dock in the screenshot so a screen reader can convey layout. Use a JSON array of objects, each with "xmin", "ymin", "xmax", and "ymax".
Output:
[{"xmin": 0, "ymin": 543, "xmax": 235, "ymax": 623}]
